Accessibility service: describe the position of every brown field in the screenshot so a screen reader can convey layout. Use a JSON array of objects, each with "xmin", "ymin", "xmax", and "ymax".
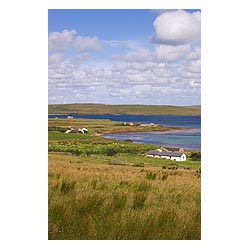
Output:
[{"xmin": 49, "ymin": 152, "xmax": 201, "ymax": 240}]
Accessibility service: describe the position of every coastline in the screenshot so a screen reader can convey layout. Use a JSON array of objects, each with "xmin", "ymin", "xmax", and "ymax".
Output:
[
  {"xmin": 48, "ymin": 113, "xmax": 201, "ymax": 117},
  {"xmin": 99, "ymin": 127, "xmax": 189, "ymax": 135}
]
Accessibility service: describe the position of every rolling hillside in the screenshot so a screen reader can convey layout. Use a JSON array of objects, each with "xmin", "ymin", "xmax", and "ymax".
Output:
[{"xmin": 48, "ymin": 104, "xmax": 201, "ymax": 116}]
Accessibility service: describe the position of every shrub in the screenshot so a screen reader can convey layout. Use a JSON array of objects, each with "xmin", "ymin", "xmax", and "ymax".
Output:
[
  {"xmin": 85, "ymin": 150, "xmax": 91, "ymax": 156},
  {"xmin": 105, "ymin": 147, "xmax": 118, "ymax": 156},
  {"xmin": 123, "ymin": 139, "xmax": 133, "ymax": 143},
  {"xmin": 190, "ymin": 152, "xmax": 201, "ymax": 161}
]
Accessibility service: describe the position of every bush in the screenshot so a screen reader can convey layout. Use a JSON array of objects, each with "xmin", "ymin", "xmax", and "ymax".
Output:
[
  {"xmin": 190, "ymin": 152, "xmax": 201, "ymax": 161},
  {"xmin": 123, "ymin": 139, "xmax": 133, "ymax": 143},
  {"xmin": 105, "ymin": 147, "xmax": 118, "ymax": 156}
]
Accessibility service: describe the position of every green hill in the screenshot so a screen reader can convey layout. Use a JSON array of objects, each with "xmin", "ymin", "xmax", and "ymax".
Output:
[{"xmin": 48, "ymin": 104, "xmax": 201, "ymax": 116}]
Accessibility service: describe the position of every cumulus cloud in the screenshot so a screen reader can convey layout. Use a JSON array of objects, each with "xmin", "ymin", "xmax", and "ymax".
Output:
[
  {"xmin": 48, "ymin": 29, "xmax": 102, "ymax": 52},
  {"xmin": 48, "ymin": 53, "xmax": 66, "ymax": 65},
  {"xmin": 153, "ymin": 44, "xmax": 191, "ymax": 62},
  {"xmin": 112, "ymin": 47, "xmax": 151, "ymax": 62},
  {"xmin": 48, "ymin": 56, "xmax": 201, "ymax": 104},
  {"xmin": 48, "ymin": 29, "xmax": 77, "ymax": 51},
  {"xmin": 153, "ymin": 10, "xmax": 201, "ymax": 45},
  {"xmin": 74, "ymin": 36, "xmax": 102, "ymax": 51},
  {"xmin": 185, "ymin": 46, "xmax": 201, "ymax": 60},
  {"xmin": 48, "ymin": 11, "xmax": 201, "ymax": 105}
]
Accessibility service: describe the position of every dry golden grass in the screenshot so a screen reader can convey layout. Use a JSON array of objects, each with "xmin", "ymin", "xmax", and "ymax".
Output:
[{"xmin": 48, "ymin": 152, "xmax": 201, "ymax": 240}]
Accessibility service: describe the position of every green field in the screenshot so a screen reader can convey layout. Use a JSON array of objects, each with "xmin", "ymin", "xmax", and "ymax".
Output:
[
  {"xmin": 48, "ymin": 118, "xmax": 201, "ymax": 240},
  {"xmin": 48, "ymin": 103, "xmax": 201, "ymax": 116}
]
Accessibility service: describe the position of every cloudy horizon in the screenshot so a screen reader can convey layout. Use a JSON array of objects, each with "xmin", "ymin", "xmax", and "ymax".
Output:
[{"xmin": 48, "ymin": 9, "xmax": 201, "ymax": 106}]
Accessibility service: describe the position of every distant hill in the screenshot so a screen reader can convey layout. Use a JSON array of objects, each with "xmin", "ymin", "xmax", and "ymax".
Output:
[{"xmin": 48, "ymin": 104, "xmax": 201, "ymax": 116}]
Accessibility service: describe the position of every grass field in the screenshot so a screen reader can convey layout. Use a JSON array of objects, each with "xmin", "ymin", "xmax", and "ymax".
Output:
[
  {"xmin": 48, "ymin": 118, "xmax": 201, "ymax": 240},
  {"xmin": 49, "ymin": 153, "xmax": 201, "ymax": 240},
  {"xmin": 48, "ymin": 103, "xmax": 201, "ymax": 116}
]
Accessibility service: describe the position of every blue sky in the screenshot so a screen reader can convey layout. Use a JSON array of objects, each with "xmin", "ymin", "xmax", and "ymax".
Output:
[{"xmin": 48, "ymin": 9, "xmax": 201, "ymax": 105}]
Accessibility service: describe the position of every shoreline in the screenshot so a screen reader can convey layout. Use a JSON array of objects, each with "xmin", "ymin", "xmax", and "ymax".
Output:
[
  {"xmin": 100, "ymin": 127, "xmax": 200, "ymax": 152},
  {"xmin": 48, "ymin": 113, "xmax": 201, "ymax": 117},
  {"xmin": 99, "ymin": 127, "xmax": 190, "ymax": 136}
]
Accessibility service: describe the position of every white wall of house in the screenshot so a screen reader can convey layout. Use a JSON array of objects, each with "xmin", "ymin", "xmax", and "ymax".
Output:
[
  {"xmin": 147, "ymin": 155, "xmax": 154, "ymax": 157},
  {"xmin": 148, "ymin": 153, "xmax": 186, "ymax": 161},
  {"xmin": 161, "ymin": 156, "xmax": 171, "ymax": 160},
  {"xmin": 171, "ymin": 156, "xmax": 182, "ymax": 161},
  {"xmin": 170, "ymin": 154, "xmax": 186, "ymax": 161},
  {"xmin": 181, "ymin": 154, "xmax": 186, "ymax": 161}
]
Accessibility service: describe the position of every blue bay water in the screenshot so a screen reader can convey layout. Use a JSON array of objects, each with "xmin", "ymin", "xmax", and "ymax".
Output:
[{"xmin": 48, "ymin": 114, "xmax": 201, "ymax": 151}]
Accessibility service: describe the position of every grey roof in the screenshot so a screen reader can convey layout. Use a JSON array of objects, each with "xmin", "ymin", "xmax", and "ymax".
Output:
[
  {"xmin": 70, "ymin": 127, "xmax": 80, "ymax": 130},
  {"xmin": 160, "ymin": 151, "xmax": 184, "ymax": 157},
  {"xmin": 147, "ymin": 150, "xmax": 184, "ymax": 157},
  {"xmin": 70, "ymin": 127, "xmax": 84, "ymax": 131},
  {"xmin": 164, "ymin": 147, "xmax": 182, "ymax": 151},
  {"xmin": 147, "ymin": 150, "xmax": 162, "ymax": 155}
]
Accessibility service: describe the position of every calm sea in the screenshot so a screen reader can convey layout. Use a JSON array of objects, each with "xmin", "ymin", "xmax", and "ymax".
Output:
[{"xmin": 48, "ymin": 114, "xmax": 201, "ymax": 151}]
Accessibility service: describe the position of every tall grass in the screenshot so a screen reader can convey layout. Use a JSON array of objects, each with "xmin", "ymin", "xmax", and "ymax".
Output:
[
  {"xmin": 49, "ymin": 179, "xmax": 200, "ymax": 239},
  {"xmin": 49, "ymin": 153, "xmax": 201, "ymax": 240}
]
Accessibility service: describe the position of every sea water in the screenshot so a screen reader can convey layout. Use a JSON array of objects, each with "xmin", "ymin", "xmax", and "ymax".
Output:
[{"xmin": 48, "ymin": 114, "xmax": 201, "ymax": 151}]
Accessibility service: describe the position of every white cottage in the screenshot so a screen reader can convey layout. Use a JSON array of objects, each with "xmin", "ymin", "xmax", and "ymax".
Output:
[
  {"xmin": 65, "ymin": 127, "xmax": 88, "ymax": 134},
  {"xmin": 160, "ymin": 151, "xmax": 186, "ymax": 161},
  {"xmin": 146, "ymin": 149, "xmax": 186, "ymax": 162},
  {"xmin": 146, "ymin": 149, "xmax": 162, "ymax": 158}
]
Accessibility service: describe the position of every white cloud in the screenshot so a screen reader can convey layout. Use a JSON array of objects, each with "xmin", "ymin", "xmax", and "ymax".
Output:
[
  {"xmin": 153, "ymin": 10, "xmax": 201, "ymax": 45},
  {"xmin": 48, "ymin": 29, "xmax": 76, "ymax": 51},
  {"xmin": 48, "ymin": 29, "xmax": 102, "ymax": 52},
  {"xmin": 48, "ymin": 53, "xmax": 66, "ymax": 65},
  {"xmin": 153, "ymin": 44, "xmax": 191, "ymax": 62},
  {"xmin": 185, "ymin": 59, "xmax": 201, "ymax": 73},
  {"xmin": 48, "ymin": 11, "xmax": 201, "ymax": 105},
  {"xmin": 185, "ymin": 47, "xmax": 201, "ymax": 60},
  {"xmin": 113, "ymin": 47, "xmax": 151, "ymax": 62},
  {"xmin": 74, "ymin": 36, "xmax": 102, "ymax": 51}
]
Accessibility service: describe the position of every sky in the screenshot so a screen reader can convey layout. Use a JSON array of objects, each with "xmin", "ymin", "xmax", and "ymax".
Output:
[{"xmin": 48, "ymin": 9, "xmax": 201, "ymax": 105}]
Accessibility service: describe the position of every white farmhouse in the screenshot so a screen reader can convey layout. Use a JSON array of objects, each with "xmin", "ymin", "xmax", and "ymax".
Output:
[
  {"xmin": 146, "ymin": 149, "xmax": 186, "ymax": 161},
  {"xmin": 147, "ymin": 149, "xmax": 162, "ymax": 158},
  {"xmin": 64, "ymin": 127, "xmax": 88, "ymax": 134},
  {"xmin": 160, "ymin": 151, "xmax": 186, "ymax": 161}
]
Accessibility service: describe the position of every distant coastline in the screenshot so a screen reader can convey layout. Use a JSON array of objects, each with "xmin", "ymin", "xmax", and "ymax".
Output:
[{"xmin": 48, "ymin": 104, "xmax": 201, "ymax": 116}]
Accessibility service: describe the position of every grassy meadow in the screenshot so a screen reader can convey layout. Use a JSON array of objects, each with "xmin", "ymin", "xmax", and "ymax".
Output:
[
  {"xmin": 48, "ymin": 103, "xmax": 201, "ymax": 116},
  {"xmin": 48, "ymin": 118, "xmax": 201, "ymax": 240}
]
